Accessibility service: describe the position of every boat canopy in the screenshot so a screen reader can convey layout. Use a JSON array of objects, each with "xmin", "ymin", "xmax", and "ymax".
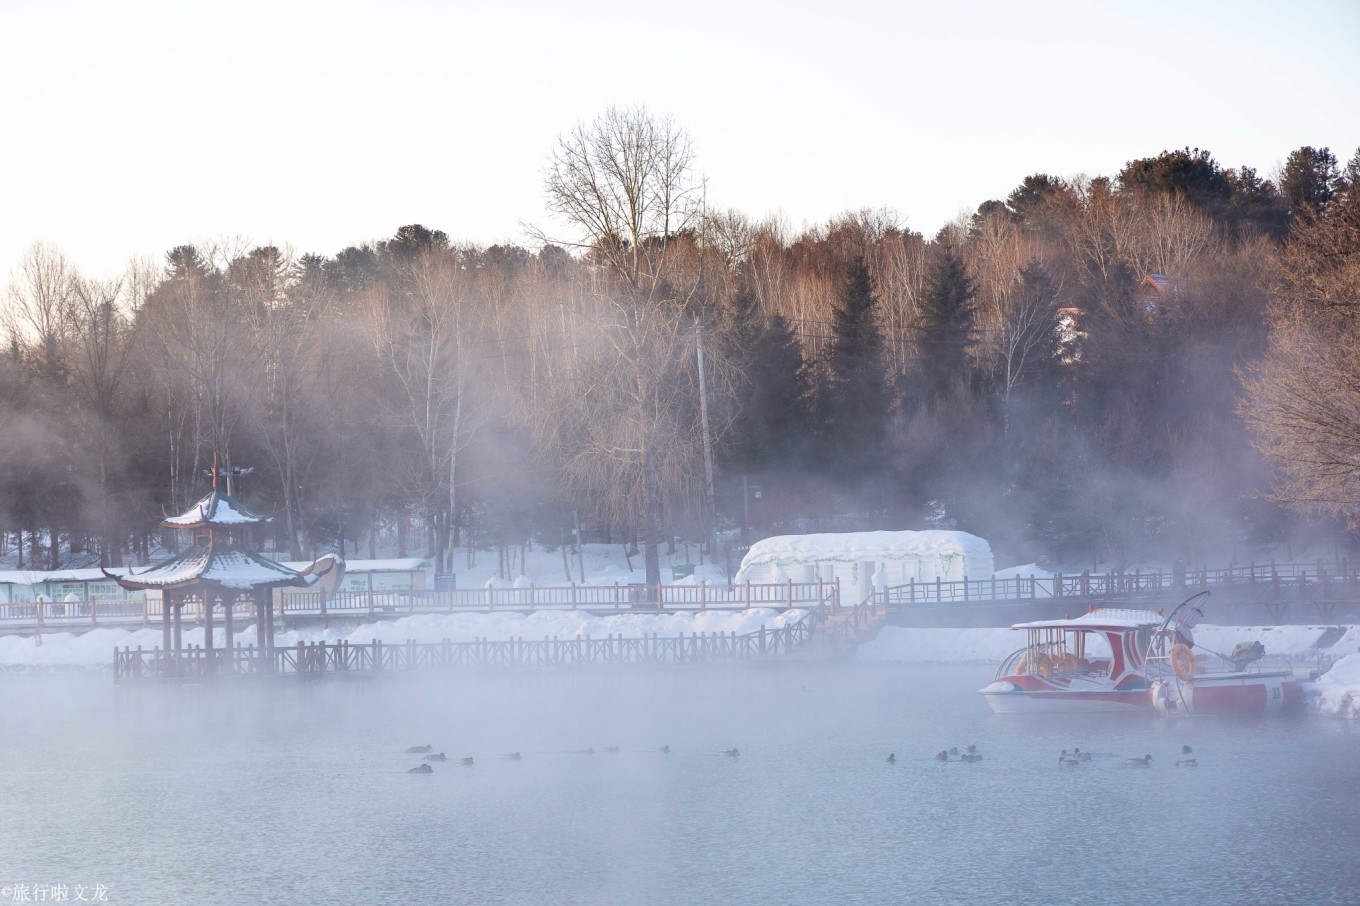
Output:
[{"xmin": 1009, "ymin": 609, "xmax": 1163, "ymax": 632}]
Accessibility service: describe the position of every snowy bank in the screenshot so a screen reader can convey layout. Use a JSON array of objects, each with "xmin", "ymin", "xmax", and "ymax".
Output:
[
  {"xmin": 856, "ymin": 623, "xmax": 1360, "ymax": 665},
  {"xmin": 1309, "ymin": 653, "xmax": 1360, "ymax": 719}
]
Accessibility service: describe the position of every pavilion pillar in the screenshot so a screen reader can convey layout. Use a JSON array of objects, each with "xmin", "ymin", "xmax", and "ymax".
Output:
[
  {"xmin": 161, "ymin": 590, "xmax": 172, "ymax": 658},
  {"xmin": 204, "ymin": 595, "xmax": 215, "ymax": 676},
  {"xmin": 223, "ymin": 591, "xmax": 235, "ymax": 655},
  {"xmin": 259, "ymin": 589, "xmax": 275, "ymax": 662},
  {"xmin": 172, "ymin": 599, "xmax": 183, "ymax": 654}
]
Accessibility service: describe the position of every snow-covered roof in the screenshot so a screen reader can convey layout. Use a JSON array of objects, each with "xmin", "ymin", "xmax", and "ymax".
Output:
[
  {"xmin": 162, "ymin": 491, "xmax": 268, "ymax": 528},
  {"xmin": 113, "ymin": 544, "xmax": 315, "ymax": 591},
  {"xmin": 1009, "ymin": 609, "xmax": 1164, "ymax": 631},
  {"xmin": 736, "ymin": 530, "xmax": 994, "ymax": 581}
]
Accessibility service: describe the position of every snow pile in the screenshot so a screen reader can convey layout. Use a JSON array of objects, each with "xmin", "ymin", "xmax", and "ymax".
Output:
[
  {"xmin": 1308, "ymin": 653, "xmax": 1360, "ymax": 718},
  {"xmin": 739, "ymin": 525, "xmax": 995, "ymax": 582},
  {"xmin": 0, "ymin": 607, "xmax": 806, "ymax": 670},
  {"xmin": 1194, "ymin": 624, "xmax": 1358, "ymax": 660}
]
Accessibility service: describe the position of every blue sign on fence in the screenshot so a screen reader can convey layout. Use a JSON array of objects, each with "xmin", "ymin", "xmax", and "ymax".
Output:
[{"xmin": 434, "ymin": 573, "xmax": 457, "ymax": 590}]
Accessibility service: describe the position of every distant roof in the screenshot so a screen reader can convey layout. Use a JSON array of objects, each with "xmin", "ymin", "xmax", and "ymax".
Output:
[
  {"xmin": 280, "ymin": 558, "xmax": 430, "ymax": 573},
  {"xmin": 162, "ymin": 491, "xmax": 269, "ymax": 528},
  {"xmin": 112, "ymin": 544, "xmax": 315, "ymax": 591},
  {"xmin": 1139, "ymin": 274, "xmax": 1189, "ymax": 295},
  {"xmin": 0, "ymin": 567, "xmax": 134, "ymax": 585}
]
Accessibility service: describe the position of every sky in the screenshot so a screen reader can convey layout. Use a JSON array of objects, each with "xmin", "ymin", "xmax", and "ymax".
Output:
[{"xmin": 1, "ymin": 0, "xmax": 1358, "ymax": 283}]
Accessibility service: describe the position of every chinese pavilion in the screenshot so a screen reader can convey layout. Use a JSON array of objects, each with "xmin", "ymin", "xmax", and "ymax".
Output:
[{"xmin": 108, "ymin": 474, "xmax": 334, "ymax": 672}]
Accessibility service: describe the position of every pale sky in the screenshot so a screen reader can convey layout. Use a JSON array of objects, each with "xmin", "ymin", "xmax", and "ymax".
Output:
[{"xmin": 2, "ymin": 0, "xmax": 1357, "ymax": 283}]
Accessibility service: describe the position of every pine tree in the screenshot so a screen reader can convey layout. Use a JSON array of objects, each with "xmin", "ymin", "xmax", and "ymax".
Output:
[
  {"xmin": 913, "ymin": 242, "xmax": 977, "ymax": 407},
  {"xmin": 822, "ymin": 256, "xmax": 890, "ymax": 476}
]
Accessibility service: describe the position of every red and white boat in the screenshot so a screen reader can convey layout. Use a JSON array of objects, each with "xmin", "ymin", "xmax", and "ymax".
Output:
[
  {"xmin": 980, "ymin": 595, "xmax": 1303, "ymax": 715},
  {"xmin": 1144, "ymin": 592, "xmax": 1303, "ymax": 716},
  {"xmin": 980, "ymin": 609, "xmax": 1160, "ymax": 713}
]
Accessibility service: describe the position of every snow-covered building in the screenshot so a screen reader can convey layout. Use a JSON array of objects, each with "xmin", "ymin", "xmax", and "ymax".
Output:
[{"xmin": 734, "ymin": 530, "xmax": 995, "ymax": 605}]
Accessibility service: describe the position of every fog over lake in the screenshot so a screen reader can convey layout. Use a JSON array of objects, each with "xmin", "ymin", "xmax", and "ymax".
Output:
[{"xmin": 2, "ymin": 663, "xmax": 1356, "ymax": 905}]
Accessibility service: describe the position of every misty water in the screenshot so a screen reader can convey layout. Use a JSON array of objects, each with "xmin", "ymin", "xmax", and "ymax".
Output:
[{"xmin": 2, "ymin": 664, "xmax": 1357, "ymax": 905}]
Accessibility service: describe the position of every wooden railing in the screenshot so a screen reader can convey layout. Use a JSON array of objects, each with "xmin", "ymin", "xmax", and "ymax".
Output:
[
  {"xmin": 278, "ymin": 579, "xmax": 841, "ymax": 617},
  {"xmin": 883, "ymin": 560, "xmax": 1360, "ymax": 606},
  {"xmin": 0, "ymin": 580, "xmax": 839, "ymax": 633}
]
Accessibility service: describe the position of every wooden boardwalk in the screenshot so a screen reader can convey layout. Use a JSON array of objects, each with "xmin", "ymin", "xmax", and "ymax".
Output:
[
  {"xmin": 2, "ymin": 579, "xmax": 842, "ymax": 636},
  {"xmin": 112, "ymin": 601, "xmax": 887, "ymax": 681},
  {"xmin": 10, "ymin": 559, "xmax": 1360, "ymax": 639}
]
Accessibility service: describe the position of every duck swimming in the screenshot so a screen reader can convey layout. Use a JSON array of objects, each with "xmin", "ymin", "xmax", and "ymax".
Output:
[
  {"xmin": 934, "ymin": 751, "xmax": 949, "ymax": 762},
  {"xmin": 720, "ymin": 748, "xmax": 740, "ymax": 757},
  {"xmin": 887, "ymin": 753, "xmax": 896, "ymax": 764},
  {"xmin": 458, "ymin": 757, "xmax": 474, "ymax": 766},
  {"xmin": 1124, "ymin": 755, "xmax": 1153, "ymax": 766},
  {"xmin": 1058, "ymin": 754, "xmax": 1080, "ymax": 766},
  {"xmin": 424, "ymin": 753, "xmax": 446, "ymax": 762},
  {"xmin": 656, "ymin": 745, "xmax": 671, "ymax": 754},
  {"xmin": 407, "ymin": 764, "xmax": 433, "ymax": 774}
]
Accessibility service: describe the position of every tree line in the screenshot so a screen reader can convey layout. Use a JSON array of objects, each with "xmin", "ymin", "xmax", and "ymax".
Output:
[{"xmin": 2, "ymin": 107, "xmax": 1357, "ymax": 575}]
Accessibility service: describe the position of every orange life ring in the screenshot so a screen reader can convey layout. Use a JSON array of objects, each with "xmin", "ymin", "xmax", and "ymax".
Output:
[
  {"xmin": 1170, "ymin": 643, "xmax": 1197, "ymax": 681},
  {"xmin": 1015, "ymin": 654, "xmax": 1029, "ymax": 675}
]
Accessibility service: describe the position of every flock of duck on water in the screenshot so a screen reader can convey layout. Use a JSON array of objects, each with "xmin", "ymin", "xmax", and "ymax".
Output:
[
  {"xmin": 405, "ymin": 742, "xmax": 1198, "ymax": 773},
  {"xmin": 402, "ymin": 743, "xmax": 739, "ymax": 773},
  {"xmin": 882, "ymin": 744, "xmax": 1199, "ymax": 768}
]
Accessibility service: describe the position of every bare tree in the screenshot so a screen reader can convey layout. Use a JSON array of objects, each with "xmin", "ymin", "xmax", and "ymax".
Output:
[
  {"xmin": 364, "ymin": 242, "xmax": 487, "ymax": 572},
  {"xmin": 532, "ymin": 106, "xmax": 706, "ymax": 584},
  {"xmin": 1241, "ymin": 192, "xmax": 1360, "ymax": 525},
  {"xmin": 4, "ymin": 242, "xmax": 76, "ymax": 379}
]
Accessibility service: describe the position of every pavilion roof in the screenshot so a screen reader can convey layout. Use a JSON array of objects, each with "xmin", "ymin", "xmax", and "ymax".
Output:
[
  {"xmin": 110, "ymin": 543, "xmax": 316, "ymax": 591},
  {"xmin": 162, "ymin": 491, "xmax": 269, "ymax": 529}
]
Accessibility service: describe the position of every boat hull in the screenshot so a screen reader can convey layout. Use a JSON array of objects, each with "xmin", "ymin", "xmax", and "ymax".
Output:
[
  {"xmin": 1149, "ymin": 671, "xmax": 1303, "ymax": 716},
  {"xmin": 980, "ymin": 677, "xmax": 1150, "ymax": 714}
]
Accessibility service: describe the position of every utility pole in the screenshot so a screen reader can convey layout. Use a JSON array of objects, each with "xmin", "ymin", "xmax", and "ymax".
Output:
[{"xmin": 695, "ymin": 315, "xmax": 717, "ymax": 557}]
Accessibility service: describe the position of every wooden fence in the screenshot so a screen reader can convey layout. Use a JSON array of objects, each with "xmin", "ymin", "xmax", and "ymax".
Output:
[{"xmin": 112, "ymin": 613, "xmax": 824, "ymax": 680}]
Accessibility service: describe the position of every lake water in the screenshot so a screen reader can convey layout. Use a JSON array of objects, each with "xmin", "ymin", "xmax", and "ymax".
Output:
[{"xmin": 1, "ymin": 663, "xmax": 1357, "ymax": 905}]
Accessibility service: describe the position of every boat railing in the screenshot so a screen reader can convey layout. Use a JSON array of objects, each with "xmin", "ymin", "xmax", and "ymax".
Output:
[{"xmin": 995, "ymin": 647, "xmax": 1027, "ymax": 679}]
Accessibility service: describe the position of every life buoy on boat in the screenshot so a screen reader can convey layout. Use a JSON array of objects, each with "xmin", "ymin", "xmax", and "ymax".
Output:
[{"xmin": 1170, "ymin": 643, "xmax": 1197, "ymax": 681}]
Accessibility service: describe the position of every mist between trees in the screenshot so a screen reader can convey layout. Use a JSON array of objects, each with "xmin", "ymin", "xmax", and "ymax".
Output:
[{"xmin": 2, "ymin": 111, "xmax": 1358, "ymax": 575}]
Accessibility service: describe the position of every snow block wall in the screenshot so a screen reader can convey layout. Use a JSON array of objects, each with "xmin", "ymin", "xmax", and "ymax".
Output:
[{"xmin": 734, "ymin": 530, "xmax": 995, "ymax": 605}]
